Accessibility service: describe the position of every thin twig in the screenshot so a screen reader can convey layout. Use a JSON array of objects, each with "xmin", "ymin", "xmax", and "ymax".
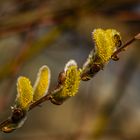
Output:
[
  {"xmin": 30, "ymin": 33, "xmax": 140, "ymax": 111},
  {"xmin": 112, "ymin": 33, "xmax": 140, "ymax": 58},
  {"xmin": 0, "ymin": 93, "xmax": 52, "ymax": 131},
  {"xmin": 0, "ymin": 32, "xmax": 139, "ymax": 132},
  {"xmin": 29, "ymin": 93, "xmax": 52, "ymax": 110}
]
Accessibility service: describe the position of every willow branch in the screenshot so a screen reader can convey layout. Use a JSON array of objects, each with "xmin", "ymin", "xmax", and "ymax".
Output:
[
  {"xmin": 30, "ymin": 33, "xmax": 140, "ymax": 110},
  {"xmin": 0, "ymin": 32, "xmax": 139, "ymax": 132}
]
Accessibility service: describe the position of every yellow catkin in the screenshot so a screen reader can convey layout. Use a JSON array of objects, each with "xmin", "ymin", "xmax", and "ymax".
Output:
[
  {"xmin": 93, "ymin": 28, "xmax": 121, "ymax": 63},
  {"xmin": 61, "ymin": 60, "xmax": 81, "ymax": 97},
  {"xmin": 33, "ymin": 65, "xmax": 51, "ymax": 101},
  {"xmin": 16, "ymin": 76, "xmax": 33, "ymax": 110}
]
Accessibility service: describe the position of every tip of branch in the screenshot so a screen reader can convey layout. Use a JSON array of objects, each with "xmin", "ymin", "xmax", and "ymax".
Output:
[{"xmin": 135, "ymin": 33, "xmax": 140, "ymax": 40}]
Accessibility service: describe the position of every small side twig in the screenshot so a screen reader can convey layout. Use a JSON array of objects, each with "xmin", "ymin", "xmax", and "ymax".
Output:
[{"xmin": 112, "ymin": 33, "xmax": 140, "ymax": 58}]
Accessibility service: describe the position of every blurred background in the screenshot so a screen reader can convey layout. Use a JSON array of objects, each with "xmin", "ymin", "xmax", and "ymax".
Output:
[{"xmin": 0, "ymin": 0, "xmax": 140, "ymax": 140}]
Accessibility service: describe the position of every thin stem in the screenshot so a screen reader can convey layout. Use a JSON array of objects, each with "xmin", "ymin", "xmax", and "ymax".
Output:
[
  {"xmin": 0, "ymin": 94, "xmax": 52, "ymax": 131},
  {"xmin": 0, "ymin": 32, "xmax": 139, "ymax": 132},
  {"xmin": 112, "ymin": 33, "xmax": 140, "ymax": 58},
  {"xmin": 29, "ymin": 33, "xmax": 140, "ymax": 111},
  {"xmin": 29, "ymin": 93, "xmax": 52, "ymax": 110}
]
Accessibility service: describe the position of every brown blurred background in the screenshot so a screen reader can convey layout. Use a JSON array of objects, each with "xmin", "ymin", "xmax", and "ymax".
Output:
[{"xmin": 0, "ymin": 0, "xmax": 140, "ymax": 140}]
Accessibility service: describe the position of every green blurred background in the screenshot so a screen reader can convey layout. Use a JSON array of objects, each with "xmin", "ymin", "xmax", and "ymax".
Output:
[{"xmin": 0, "ymin": 0, "xmax": 140, "ymax": 140}]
